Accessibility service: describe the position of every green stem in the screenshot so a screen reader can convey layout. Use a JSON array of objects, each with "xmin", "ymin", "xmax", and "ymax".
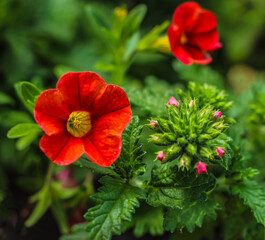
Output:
[{"xmin": 45, "ymin": 162, "xmax": 55, "ymax": 185}]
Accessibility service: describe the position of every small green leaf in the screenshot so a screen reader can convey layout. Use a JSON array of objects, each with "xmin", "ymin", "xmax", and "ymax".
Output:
[
  {"xmin": 95, "ymin": 62, "xmax": 115, "ymax": 72},
  {"xmin": 7, "ymin": 123, "xmax": 41, "ymax": 139},
  {"xmin": 84, "ymin": 176, "xmax": 146, "ymax": 240},
  {"xmin": 232, "ymin": 179, "xmax": 265, "ymax": 226},
  {"xmin": 16, "ymin": 129, "xmax": 40, "ymax": 150},
  {"xmin": 0, "ymin": 91, "xmax": 14, "ymax": 105},
  {"xmin": 15, "ymin": 82, "xmax": 41, "ymax": 113},
  {"xmin": 25, "ymin": 185, "xmax": 52, "ymax": 227},
  {"xmin": 59, "ymin": 223, "xmax": 89, "ymax": 240}
]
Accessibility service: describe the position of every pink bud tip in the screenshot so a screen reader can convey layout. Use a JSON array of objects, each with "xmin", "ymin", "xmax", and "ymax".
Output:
[
  {"xmin": 216, "ymin": 147, "xmax": 225, "ymax": 158},
  {"xmin": 150, "ymin": 120, "xmax": 157, "ymax": 127},
  {"xmin": 189, "ymin": 100, "xmax": 195, "ymax": 107},
  {"xmin": 168, "ymin": 97, "xmax": 179, "ymax": 106},
  {"xmin": 196, "ymin": 161, "xmax": 207, "ymax": 175},
  {"xmin": 157, "ymin": 151, "xmax": 165, "ymax": 161},
  {"xmin": 213, "ymin": 111, "xmax": 222, "ymax": 121}
]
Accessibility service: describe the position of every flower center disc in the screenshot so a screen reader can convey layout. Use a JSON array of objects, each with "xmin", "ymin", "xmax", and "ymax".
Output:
[
  {"xmin": 181, "ymin": 32, "xmax": 188, "ymax": 45},
  {"xmin": 67, "ymin": 111, "xmax": 92, "ymax": 138}
]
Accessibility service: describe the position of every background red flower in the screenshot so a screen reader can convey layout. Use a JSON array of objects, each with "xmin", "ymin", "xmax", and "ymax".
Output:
[
  {"xmin": 168, "ymin": 1, "xmax": 222, "ymax": 65},
  {"xmin": 34, "ymin": 72, "xmax": 132, "ymax": 167}
]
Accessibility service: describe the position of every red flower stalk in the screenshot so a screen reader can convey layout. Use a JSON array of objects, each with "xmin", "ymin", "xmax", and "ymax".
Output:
[
  {"xmin": 34, "ymin": 72, "xmax": 132, "ymax": 167},
  {"xmin": 196, "ymin": 161, "xmax": 207, "ymax": 175},
  {"xmin": 168, "ymin": 1, "xmax": 222, "ymax": 65}
]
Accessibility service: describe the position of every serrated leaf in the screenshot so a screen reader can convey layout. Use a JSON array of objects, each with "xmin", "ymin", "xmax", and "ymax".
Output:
[
  {"xmin": 7, "ymin": 123, "xmax": 41, "ymax": 139},
  {"xmin": 232, "ymin": 179, "xmax": 265, "ymax": 226},
  {"xmin": 132, "ymin": 204, "xmax": 164, "ymax": 237},
  {"xmin": 74, "ymin": 156, "xmax": 118, "ymax": 176},
  {"xmin": 147, "ymin": 164, "xmax": 216, "ymax": 209},
  {"xmin": 164, "ymin": 198, "xmax": 220, "ymax": 233},
  {"xmin": 113, "ymin": 116, "xmax": 146, "ymax": 179},
  {"xmin": 84, "ymin": 176, "xmax": 145, "ymax": 240}
]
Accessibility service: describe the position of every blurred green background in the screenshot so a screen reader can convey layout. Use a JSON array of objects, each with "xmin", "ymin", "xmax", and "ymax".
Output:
[{"xmin": 0, "ymin": 0, "xmax": 265, "ymax": 239}]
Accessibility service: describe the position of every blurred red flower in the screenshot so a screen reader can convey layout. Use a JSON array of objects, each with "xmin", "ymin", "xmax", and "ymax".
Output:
[
  {"xmin": 168, "ymin": 1, "xmax": 222, "ymax": 65},
  {"xmin": 34, "ymin": 72, "xmax": 132, "ymax": 167}
]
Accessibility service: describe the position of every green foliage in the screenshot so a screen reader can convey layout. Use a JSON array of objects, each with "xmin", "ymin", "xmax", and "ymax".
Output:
[
  {"xmin": 232, "ymin": 179, "xmax": 265, "ymax": 226},
  {"xmin": 60, "ymin": 223, "xmax": 89, "ymax": 240},
  {"xmin": 15, "ymin": 81, "xmax": 41, "ymax": 113},
  {"xmin": 179, "ymin": 82, "xmax": 233, "ymax": 112},
  {"xmin": 113, "ymin": 116, "xmax": 146, "ymax": 179},
  {"xmin": 75, "ymin": 156, "xmax": 118, "ymax": 177},
  {"xmin": 84, "ymin": 176, "xmax": 145, "ymax": 240},
  {"xmin": 127, "ymin": 76, "xmax": 178, "ymax": 117},
  {"xmin": 148, "ymin": 99, "xmax": 232, "ymax": 170},
  {"xmin": 147, "ymin": 163, "xmax": 216, "ymax": 209},
  {"xmin": 164, "ymin": 198, "xmax": 219, "ymax": 233},
  {"xmin": 131, "ymin": 204, "xmax": 164, "ymax": 237},
  {"xmin": 0, "ymin": 91, "xmax": 14, "ymax": 105}
]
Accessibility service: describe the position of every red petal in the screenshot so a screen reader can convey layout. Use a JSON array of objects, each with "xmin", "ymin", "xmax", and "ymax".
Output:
[
  {"xmin": 83, "ymin": 106, "xmax": 132, "ymax": 167},
  {"xmin": 57, "ymin": 72, "xmax": 107, "ymax": 111},
  {"xmin": 172, "ymin": 1, "xmax": 201, "ymax": 31},
  {"xmin": 184, "ymin": 45, "xmax": 212, "ymax": 65},
  {"xmin": 192, "ymin": 10, "xmax": 217, "ymax": 33},
  {"xmin": 172, "ymin": 46, "xmax": 194, "ymax": 65},
  {"xmin": 168, "ymin": 24, "xmax": 182, "ymax": 52},
  {"xmin": 190, "ymin": 30, "xmax": 220, "ymax": 51},
  {"xmin": 40, "ymin": 131, "xmax": 84, "ymax": 165},
  {"xmin": 91, "ymin": 84, "xmax": 131, "ymax": 118},
  {"xmin": 34, "ymin": 89, "xmax": 70, "ymax": 135}
]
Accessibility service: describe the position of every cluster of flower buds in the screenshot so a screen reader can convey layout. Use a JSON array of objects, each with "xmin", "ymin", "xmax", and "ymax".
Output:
[{"xmin": 148, "ymin": 97, "xmax": 230, "ymax": 174}]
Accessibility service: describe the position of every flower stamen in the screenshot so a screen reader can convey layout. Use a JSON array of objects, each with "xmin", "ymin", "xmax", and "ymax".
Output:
[{"xmin": 67, "ymin": 111, "xmax": 92, "ymax": 138}]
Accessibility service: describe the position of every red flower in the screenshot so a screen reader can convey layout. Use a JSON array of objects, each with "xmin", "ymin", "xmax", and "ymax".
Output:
[
  {"xmin": 34, "ymin": 72, "xmax": 132, "ymax": 167},
  {"xmin": 168, "ymin": 1, "xmax": 222, "ymax": 65}
]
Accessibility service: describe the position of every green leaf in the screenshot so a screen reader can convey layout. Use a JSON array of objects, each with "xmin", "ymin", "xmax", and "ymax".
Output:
[
  {"xmin": 7, "ymin": 123, "xmax": 41, "ymax": 139},
  {"xmin": 15, "ymin": 129, "xmax": 41, "ymax": 150},
  {"xmin": 147, "ymin": 164, "xmax": 216, "ymax": 209},
  {"xmin": 132, "ymin": 204, "xmax": 164, "ymax": 237},
  {"xmin": 0, "ymin": 91, "xmax": 14, "ymax": 105},
  {"xmin": 232, "ymin": 179, "xmax": 265, "ymax": 226},
  {"xmin": 74, "ymin": 156, "xmax": 118, "ymax": 176},
  {"xmin": 84, "ymin": 176, "xmax": 146, "ymax": 240},
  {"xmin": 113, "ymin": 116, "xmax": 146, "ymax": 179},
  {"xmin": 121, "ymin": 4, "xmax": 147, "ymax": 41},
  {"xmin": 25, "ymin": 185, "xmax": 52, "ymax": 227},
  {"xmin": 164, "ymin": 198, "xmax": 220, "ymax": 233},
  {"xmin": 137, "ymin": 20, "xmax": 170, "ymax": 51},
  {"xmin": 59, "ymin": 223, "xmax": 89, "ymax": 240},
  {"xmin": 15, "ymin": 81, "xmax": 41, "ymax": 113}
]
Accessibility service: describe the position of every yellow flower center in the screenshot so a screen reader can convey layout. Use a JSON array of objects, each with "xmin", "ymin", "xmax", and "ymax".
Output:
[
  {"xmin": 67, "ymin": 111, "xmax": 92, "ymax": 138},
  {"xmin": 181, "ymin": 32, "xmax": 188, "ymax": 45}
]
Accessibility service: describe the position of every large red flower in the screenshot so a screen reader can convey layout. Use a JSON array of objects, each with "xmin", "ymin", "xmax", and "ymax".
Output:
[
  {"xmin": 34, "ymin": 72, "xmax": 132, "ymax": 167},
  {"xmin": 168, "ymin": 1, "xmax": 222, "ymax": 65}
]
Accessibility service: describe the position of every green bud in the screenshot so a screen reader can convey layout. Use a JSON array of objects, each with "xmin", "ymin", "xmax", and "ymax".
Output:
[
  {"xmin": 177, "ymin": 137, "xmax": 188, "ymax": 146},
  {"xmin": 179, "ymin": 154, "xmax": 191, "ymax": 170},
  {"xmin": 186, "ymin": 143, "xmax": 197, "ymax": 155},
  {"xmin": 164, "ymin": 144, "xmax": 181, "ymax": 161}
]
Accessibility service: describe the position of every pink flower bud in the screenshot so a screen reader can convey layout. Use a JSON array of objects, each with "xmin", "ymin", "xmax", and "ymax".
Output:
[
  {"xmin": 153, "ymin": 136, "xmax": 160, "ymax": 140},
  {"xmin": 216, "ymin": 147, "xmax": 225, "ymax": 158},
  {"xmin": 157, "ymin": 151, "xmax": 165, "ymax": 161},
  {"xmin": 150, "ymin": 120, "xmax": 157, "ymax": 127},
  {"xmin": 168, "ymin": 97, "xmax": 179, "ymax": 106},
  {"xmin": 196, "ymin": 161, "xmax": 207, "ymax": 175},
  {"xmin": 213, "ymin": 111, "xmax": 222, "ymax": 121}
]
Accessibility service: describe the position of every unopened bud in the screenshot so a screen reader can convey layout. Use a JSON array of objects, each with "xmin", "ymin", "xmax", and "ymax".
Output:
[
  {"xmin": 179, "ymin": 154, "xmax": 191, "ymax": 170},
  {"xmin": 189, "ymin": 100, "xmax": 195, "ymax": 107},
  {"xmin": 168, "ymin": 97, "xmax": 179, "ymax": 106},
  {"xmin": 196, "ymin": 161, "xmax": 207, "ymax": 175},
  {"xmin": 216, "ymin": 147, "xmax": 225, "ymax": 158},
  {"xmin": 213, "ymin": 111, "xmax": 222, "ymax": 121},
  {"xmin": 150, "ymin": 120, "xmax": 157, "ymax": 127},
  {"xmin": 157, "ymin": 151, "xmax": 165, "ymax": 161}
]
